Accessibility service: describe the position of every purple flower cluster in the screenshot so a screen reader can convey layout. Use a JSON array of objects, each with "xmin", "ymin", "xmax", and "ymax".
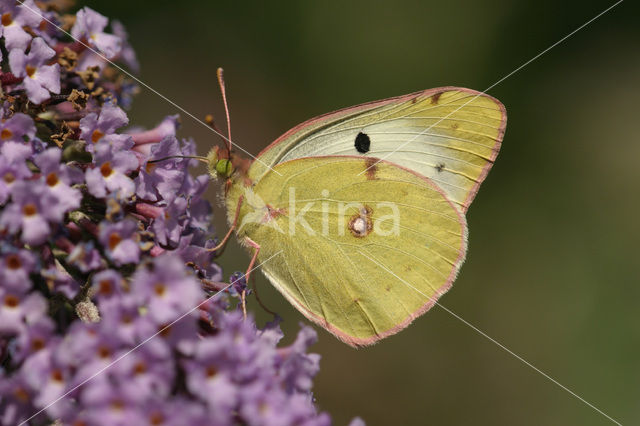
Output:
[{"xmin": 0, "ymin": 2, "xmax": 347, "ymax": 425}]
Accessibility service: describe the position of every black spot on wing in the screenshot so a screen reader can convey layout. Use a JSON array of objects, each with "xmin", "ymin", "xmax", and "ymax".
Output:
[
  {"xmin": 354, "ymin": 132, "xmax": 370, "ymax": 154},
  {"xmin": 435, "ymin": 163, "xmax": 445, "ymax": 173}
]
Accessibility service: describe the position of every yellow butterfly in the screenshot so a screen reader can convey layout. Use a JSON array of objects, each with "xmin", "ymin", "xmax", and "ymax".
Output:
[{"xmin": 209, "ymin": 87, "xmax": 506, "ymax": 347}]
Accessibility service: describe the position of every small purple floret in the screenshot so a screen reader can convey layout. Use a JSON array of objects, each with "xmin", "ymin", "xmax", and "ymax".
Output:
[
  {"xmin": 8, "ymin": 37, "xmax": 60, "ymax": 104},
  {"xmin": 71, "ymin": 7, "xmax": 122, "ymax": 59}
]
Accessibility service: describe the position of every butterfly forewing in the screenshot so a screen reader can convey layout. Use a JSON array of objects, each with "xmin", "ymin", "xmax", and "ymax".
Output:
[{"xmin": 249, "ymin": 88, "xmax": 506, "ymax": 213}]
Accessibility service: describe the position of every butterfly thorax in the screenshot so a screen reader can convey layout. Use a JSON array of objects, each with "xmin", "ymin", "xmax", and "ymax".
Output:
[{"xmin": 224, "ymin": 151, "xmax": 281, "ymax": 239}]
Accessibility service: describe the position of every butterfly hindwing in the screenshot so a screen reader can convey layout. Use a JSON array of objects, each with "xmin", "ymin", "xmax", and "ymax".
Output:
[{"xmin": 233, "ymin": 156, "xmax": 467, "ymax": 346}]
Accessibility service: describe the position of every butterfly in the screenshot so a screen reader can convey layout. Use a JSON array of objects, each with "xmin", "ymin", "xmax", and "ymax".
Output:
[{"xmin": 209, "ymin": 86, "xmax": 506, "ymax": 347}]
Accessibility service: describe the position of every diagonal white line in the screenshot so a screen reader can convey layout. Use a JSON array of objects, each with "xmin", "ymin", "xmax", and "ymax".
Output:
[
  {"xmin": 358, "ymin": 0, "xmax": 624, "ymax": 176},
  {"xmin": 15, "ymin": 0, "xmax": 282, "ymax": 176},
  {"xmin": 18, "ymin": 250, "xmax": 283, "ymax": 426},
  {"xmin": 357, "ymin": 249, "xmax": 622, "ymax": 425}
]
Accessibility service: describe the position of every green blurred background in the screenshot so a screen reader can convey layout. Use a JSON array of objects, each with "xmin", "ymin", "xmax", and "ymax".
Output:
[{"xmin": 82, "ymin": 1, "xmax": 639, "ymax": 424}]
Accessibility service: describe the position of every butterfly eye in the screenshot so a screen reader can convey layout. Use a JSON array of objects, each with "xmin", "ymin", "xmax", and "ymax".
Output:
[
  {"xmin": 354, "ymin": 132, "xmax": 371, "ymax": 154},
  {"xmin": 206, "ymin": 147, "xmax": 234, "ymax": 179},
  {"xmin": 216, "ymin": 159, "xmax": 234, "ymax": 178}
]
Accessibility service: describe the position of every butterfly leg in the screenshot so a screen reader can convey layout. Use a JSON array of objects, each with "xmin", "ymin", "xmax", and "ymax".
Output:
[
  {"xmin": 240, "ymin": 237, "xmax": 261, "ymax": 320},
  {"xmin": 240, "ymin": 288, "xmax": 247, "ymax": 320},
  {"xmin": 251, "ymin": 278, "xmax": 277, "ymax": 317},
  {"xmin": 207, "ymin": 194, "xmax": 244, "ymax": 254}
]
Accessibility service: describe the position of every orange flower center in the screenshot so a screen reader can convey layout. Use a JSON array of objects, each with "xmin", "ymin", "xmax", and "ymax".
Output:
[
  {"xmin": 149, "ymin": 412, "xmax": 164, "ymax": 425},
  {"xmin": 1, "ymin": 13, "xmax": 12, "ymax": 26},
  {"xmin": 0, "ymin": 128, "xmax": 13, "ymax": 140},
  {"xmin": 108, "ymin": 232, "xmax": 122, "ymax": 250},
  {"xmin": 97, "ymin": 345, "xmax": 111, "ymax": 359},
  {"xmin": 25, "ymin": 65, "xmax": 36, "ymax": 78},
  {"xmin": 100, "ymin": 161, "xmax": 113, "ymax": 177},
  {"xmin": 50, "ymin": 369, "xmax": 63, "ymax": 383},
  {"xmin": 133, "ymin": 361, "xmax": 147, "ymax": 375},
  {"xmin": 154, "ymin": 283, "xmax": 166, "ymax": 296},
  {"xmin": 206, "ymin": 365, "xmax": 217, "ymax": 378},
  {"xmin": 110, "ymin": 400, "xmax": 124, "ymax": 411},
  {"xmin": 46, "ymin": 172, "xmax": 59, "ymax": 186},
  {"xmin": 13, "ymin": 387, "xmax": 29, "ymax": 402},
  {"xmin": 22, "ymin": 203, "xmax": 37, "ymax": 216},
  {"xmin": 99, "ymin": 279, "xmax": 113, "ymax": 295},
  {"xmin": 4, "ymin": 294, "xmax": 19, "ymax": 308},
  {"xmin": 31, "ymin": 337, "xmax": 45, "ymax": 351},
  {"xmin": 158, "ymin": 324, "xmax": 171, "ymax": 337},
  {"xmin": 3, "ymin": 172, "xmax": 15, "ymax": 183},
  {"xmin": 6, "ymin": 254, "xmax": 21, "ymax": 269},
  {"xmin": 91, "ymin": 129, "xmax": 104, "ymax": 143}
]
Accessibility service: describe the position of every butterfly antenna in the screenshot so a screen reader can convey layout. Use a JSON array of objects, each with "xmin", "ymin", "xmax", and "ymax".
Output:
[
  {"xmin": 204, "ymin": 114, "xmax": 229, "ymax": 150},
  {"xmin": 217, "ymin": 67, "xmax": 233, "ymax": 157}
]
